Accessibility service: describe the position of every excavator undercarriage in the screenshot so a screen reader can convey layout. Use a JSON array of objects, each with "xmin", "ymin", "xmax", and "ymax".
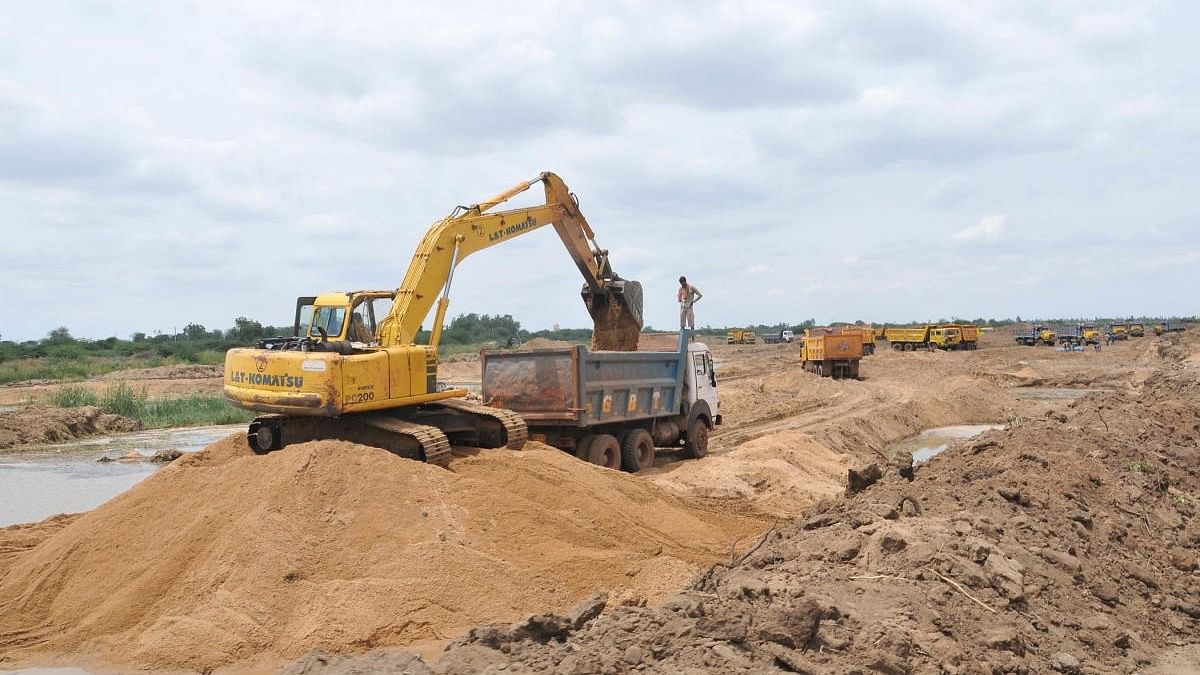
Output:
[{"xmin": 247, "ymin": 399, "xmax": 528, "ymax": 467}]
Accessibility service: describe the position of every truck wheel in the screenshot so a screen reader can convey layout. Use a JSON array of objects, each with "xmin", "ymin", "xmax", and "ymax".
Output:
[
  {"xmin": 903, "ymin": 343, "xmax": 914, "ymax": 352},
  {"xmin": 583, "ymin": 434, "xmax": 621, "ymax": 470},
  {"xmin": 683, "ymin": 419, "xmax": 709, "ymax": 459},
  {"xmin": 572, "ymin": 434, "xmax": 597, "ymax": 462},
  {"xmin": 619, "ymin": 429, "xmax": 655, "ymax": 472}
]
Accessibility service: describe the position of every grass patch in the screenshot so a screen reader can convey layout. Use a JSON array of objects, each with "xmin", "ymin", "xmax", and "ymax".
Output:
[
  {"xmin": 47, "ymin": 384, "xmax": 99, "ymax": 407},
  {"xmin": 43, "ymin": 383, "xmax": 253, "ymax": 429},
  {"xmin": 0, "ymin": 355, "xmax": 174, "ymax": 385}
]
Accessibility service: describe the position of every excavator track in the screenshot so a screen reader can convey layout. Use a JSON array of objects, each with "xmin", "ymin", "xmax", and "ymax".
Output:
[
  {"xmin": 434, "ymin": 399, "xmax": 529, "ymax": 450},
  {"xmin": 246, "ymin": 400, "xmax": 525, "ymax": 467},
  {"xmin": 356, "ymin": 414, "xmax": 453, "ymax": 467},
  {"xmin": 247, "ymin": 414, "xmax": 452, "ymax": 467}
]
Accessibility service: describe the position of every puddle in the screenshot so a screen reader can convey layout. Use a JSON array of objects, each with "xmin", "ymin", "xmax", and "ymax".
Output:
[
  {"xmin": 1012, "ymin": 387, "xmax": 1112, "ymax": 400},
  {"xmin": 0, "ymin": 425, "xmax": 240, "ymax": 527},
  {"xmin": 889, "ymin": 424, "xmax": 1005, "ymax": 465}
]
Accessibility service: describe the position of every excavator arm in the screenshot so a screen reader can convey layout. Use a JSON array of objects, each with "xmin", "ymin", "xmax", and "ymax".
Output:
[{"xmin": 376, "ymin": 172, "xmax": 642, "ymax": 351}]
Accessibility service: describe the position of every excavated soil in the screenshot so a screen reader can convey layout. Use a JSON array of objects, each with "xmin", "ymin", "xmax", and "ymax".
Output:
[
  {"xmin": 0, "ymin": 437, "xmax": 762, "ymax": 672},
  {"xmin": 0, "ymin": 405, "xmax": 141, "ymax": 450},
  {"xmin": 0, "ymin": 328, "xmax": 1195, "ymax": 673},
  {"xmin": 291, "ymin": 330, "xmax": 1200, "ymax": 674}
]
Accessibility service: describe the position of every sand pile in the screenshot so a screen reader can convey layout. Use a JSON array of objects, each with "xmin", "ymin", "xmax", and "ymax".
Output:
[
  {"xmin": 297, "ymin": 332, "xmax": 1200, "ymax": 674},
  {"xmin": 0, "ymin": 405, "xmax": 141, "ymax": 450},
  {"xmin": 0, "ymin": 436, "xmax": 761, "ymax": 671}
]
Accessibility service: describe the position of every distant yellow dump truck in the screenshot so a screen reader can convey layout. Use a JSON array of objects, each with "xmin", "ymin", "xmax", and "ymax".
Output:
[
  {"xmin": 885, "ymin": 325, "xmax": 961, "ymax": 351},
  {"xmin": 836, "ymin": 325, "xmax": 877, "ymax": 355},
  {"xmin": 941, "ymin": 324, "xmax": 980, "ymax": 350},
  {"xmin": 726, "ymin": 329, "xmax": 757, "ymax": 345},
  {"xmin": 1128, "ymin": 323, "xmax": 1145, "ymax": 337},
  {"xmin": 1108, "ymin": 322, "xmax": 1129, "ymax": 340},
  {"xmin": 802, "ymin": 328, "xmax": 863, "ymax": 379}
]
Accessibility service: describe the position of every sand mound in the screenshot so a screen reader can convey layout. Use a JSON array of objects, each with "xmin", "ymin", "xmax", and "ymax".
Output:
[
  {"xmin": 0, "ymin": 405, "xmax": 141, "ymax": 450},
  {"xmin": 302, "ymin": 332, "xmax": 1200, "ymax": 675},
  {"xmin": 519, "ymin": 337, "xmax": 573, "ymax": 349},
  {"xmin": 0, "ymin": 435, "xmax": 761, "ymax": 671}
]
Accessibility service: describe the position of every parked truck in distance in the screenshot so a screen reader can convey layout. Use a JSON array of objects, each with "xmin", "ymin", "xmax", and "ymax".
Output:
[
  {"xmin": 1015, "ymin": 325, "xmax": 1056, "ymax": 346},
  {"xmin": 886, "ymin": 325, "xmax": 961, "ymax": 351},
  {"xmin": 1128, "ymin": 322, "xmax": 1145, "ymax": 337},
  {"xmin": 801, "ymin": 327, "xmax": 863, "ymax": 379},
  {"xmin": 836, "ymin": 325, "xmax": 876, "ymax": 355},
  {"xmin": 480, "ymin": 334, "xmax": 719, "ymax": 473},
  {"xmin": 760, "ymin": 329, "xmax": 794, "ymax": 344},
  {"xmin": 1154, "ymin": 321, "xmax": 1186, "ymax": 335},
  {"xmin": 1108, "ymin": 322, "xmax": 1129, "ymax": 341},
  {"xmin": 941, "ymin": 324, "xmax": 980, "ymax": 350},
  {"xmin": 726, "ymin": 329, "xmax": 757, "ymax": 345}
]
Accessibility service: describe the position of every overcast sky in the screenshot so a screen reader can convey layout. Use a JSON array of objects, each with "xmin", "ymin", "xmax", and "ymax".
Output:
[{"xmin": 2, "ymin": 1, "xmax": 1197, "ymax": 341}]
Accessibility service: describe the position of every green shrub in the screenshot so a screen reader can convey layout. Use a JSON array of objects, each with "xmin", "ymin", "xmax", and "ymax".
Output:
[
  {"xmin": 99, "ymin": 382, "xmax": 148, "ymax": 418},
  {"xmin": 47, "ymin": 384, "xmax": 99, "ymax": 407}
]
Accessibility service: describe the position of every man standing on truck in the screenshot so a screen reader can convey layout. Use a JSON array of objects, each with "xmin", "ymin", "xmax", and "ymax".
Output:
[{"xmin": 678, "ymin": 276, "xmax": 702, "ymax": 333}]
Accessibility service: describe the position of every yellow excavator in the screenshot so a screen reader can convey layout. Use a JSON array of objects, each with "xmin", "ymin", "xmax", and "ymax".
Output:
[{"xmin": 223, "ymin": 172, "xmax": 643, "ymax": 465}]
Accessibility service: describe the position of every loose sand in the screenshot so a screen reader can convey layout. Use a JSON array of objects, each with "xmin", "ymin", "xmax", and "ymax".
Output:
[{"xmin": 0, "ymin": 436, "xmax": 762, "ymax": 672}]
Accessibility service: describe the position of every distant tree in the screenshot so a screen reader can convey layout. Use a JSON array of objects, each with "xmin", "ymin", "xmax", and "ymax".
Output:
[
  {"xmin": 46, "ymin": 327, "xmax": 74, "ymax": 344},
  {"xmin": 131, "ymin": 332, "xmax": 147, "ymax": 342},
  {"xmin": 183, "ymin": 323, "xmax": 208, "ymax": 340},
  {"xmin": 227, "ymin": 317, "xmax": 265, "ymax": 343}
]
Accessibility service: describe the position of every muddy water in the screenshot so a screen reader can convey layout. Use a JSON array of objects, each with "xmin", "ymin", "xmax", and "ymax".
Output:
[
  {"xmin": 889, "ymin": 424, "xmax": 1006, "ymax": 465},
  {"xmin": 0, "ymin": 425, "xmax": 239, "ymax": 527}
]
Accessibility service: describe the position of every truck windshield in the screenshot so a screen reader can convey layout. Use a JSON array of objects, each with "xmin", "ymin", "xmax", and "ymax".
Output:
[{"xmin": 309, "ymin": 307, "xmax": 346, "ymax": 339}]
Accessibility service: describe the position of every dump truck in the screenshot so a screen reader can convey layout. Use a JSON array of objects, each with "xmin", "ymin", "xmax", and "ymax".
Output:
[
  {"xmin": 801, "ymin": 328, "xmax": 863, "ymax": 378},
  {"xmin": 761, "ymin": 329, "xmax": 794, "ymax": 344},
  {"xmin": 885, "ymin": 325, "xmax": 961, "ymax": 351},
  {"xmin": 1078, "ymin": 324, "xmax": 1101, "ymax": 344},
  {"xmin": 1015, "ymin": 325, "xmax": 1056, "ymax": 346},
  {"xmin": 942, "ymin": 324, "xmax": 980, "ymax": 350},
  {"xmin": 836, "ymin": 325, "xmax": 876, "ymax": 355},
  {"xmin": 1128, "ymin": 322, "xmax": 1145, "ymax": 337},
  {"xmin": 224, "ymin": 172, "xmax": 643, "ymax": 465},
  {"xmin": 726, "ymin": 329, "xmax": 757, "ymax": 345},
  {"xmin": 1108, "ymin": 322, "xmax": 1129, "ymax": 341},
  {"xmin": 480, "ymin": 334, "xmax": 719, "ymax": 472},
  {"xmin": 1154, "ymin": 321, "xmax": 1187, "ymax": 335}
]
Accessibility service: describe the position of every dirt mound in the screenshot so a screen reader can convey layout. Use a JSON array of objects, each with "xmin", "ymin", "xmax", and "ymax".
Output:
[
  {"xmin": 299, "ymin": 335, "xmax": 1199, "ymax": 674},
  {"xmin": 97, "ymin": 364, "xmax": 222, "ymax": 380},
  {"xmin": 519, "ymin": 337, "xmax": 574, "ymax": 350},
  {"xmin": 0, "ymin": 405, "xmax": 141, "ymax": 450},
  {"xmin": 0, "ymin": 436, "xmax": 761, "ymax": 672}
]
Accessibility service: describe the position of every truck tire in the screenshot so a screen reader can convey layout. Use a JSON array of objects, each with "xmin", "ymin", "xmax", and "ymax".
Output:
[
  {"xmin": 572, "ymin": 434, "xmax": 597, "ymax": 461},
  {"xmin": 682, "ymin": 419, "xmax": 709, "ymax": 459},
  {"xmin": 619, "ymin": 428, "xmax": 655, "ymax": 472},
  {"xmin": 583, "ymin": 434, "xmax": 621, "ymax": 470},
  {"xmin": 903, "ymin": 343, "xmax": 914, "ymax": 352}
]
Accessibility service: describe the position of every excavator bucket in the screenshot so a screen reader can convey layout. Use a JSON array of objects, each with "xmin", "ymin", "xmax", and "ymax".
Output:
[{"xmin": 584, "ymin": 279, "xmax": 643, "ymax": 351}]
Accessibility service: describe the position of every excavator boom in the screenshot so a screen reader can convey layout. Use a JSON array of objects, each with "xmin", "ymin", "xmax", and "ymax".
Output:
[{"xmin": 377, "ymin": 172, "xmax": 641, "ymax": 350}]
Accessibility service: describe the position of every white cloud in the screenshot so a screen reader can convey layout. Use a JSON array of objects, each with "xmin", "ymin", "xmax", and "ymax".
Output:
[
  {"xmin": 0, "ymin": 2, "xmax": 1198, "ymax": 340},
  {"xmin": 953, "ymin": 215, "xmax": 1007, "ymax": 242}
]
